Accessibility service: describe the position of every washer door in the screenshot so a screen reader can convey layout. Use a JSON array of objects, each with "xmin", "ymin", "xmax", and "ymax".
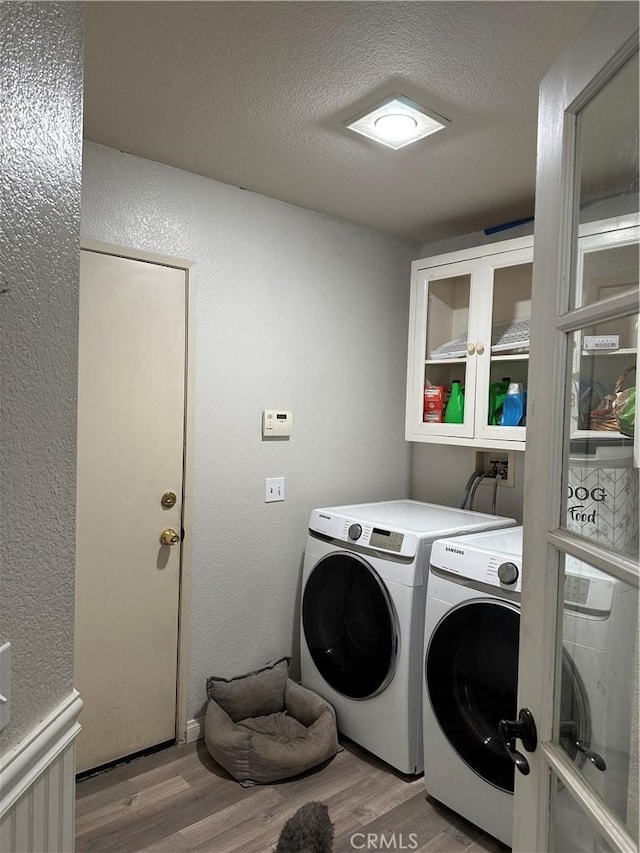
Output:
[
  {"xmin": 426, "ymin": 599, "xmax": 590, "ymax": 793},
  {"xmin": 302, "ymin": 551, "xmax": 398, "ymax": 699}
]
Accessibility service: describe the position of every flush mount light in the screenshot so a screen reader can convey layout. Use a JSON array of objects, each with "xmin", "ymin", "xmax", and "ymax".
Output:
[{"xmin": 346, "ymin": 94, "xmax": 450, "ymax": 150}]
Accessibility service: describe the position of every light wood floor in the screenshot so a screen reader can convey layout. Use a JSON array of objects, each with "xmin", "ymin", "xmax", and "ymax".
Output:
[{"xmin": 75, "ymin": 739, "xmax": 511, "ymax": 853}]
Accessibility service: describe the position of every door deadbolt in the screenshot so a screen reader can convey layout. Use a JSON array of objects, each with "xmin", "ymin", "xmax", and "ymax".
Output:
[
  {"xmin": 161, "ymin": 491, "xmax": 178, "ymax": 508},
  {"xmin": 159, "ymin": 528, "xmax": 180, "ymax": 546}
]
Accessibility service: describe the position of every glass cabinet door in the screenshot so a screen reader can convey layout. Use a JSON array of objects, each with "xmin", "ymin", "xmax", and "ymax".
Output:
[
  {"xmin": 417, "ymin": 259, "xmax": 478, "ymax": 438},
  {"xmin": 475, "ymin": 247, "xmax": 533, "ymax": 442}
]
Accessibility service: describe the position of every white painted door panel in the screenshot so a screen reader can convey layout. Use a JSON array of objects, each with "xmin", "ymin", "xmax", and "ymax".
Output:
[{"xmin": 75, "ymin": 250, "xmax": 186, "ymax": 774}]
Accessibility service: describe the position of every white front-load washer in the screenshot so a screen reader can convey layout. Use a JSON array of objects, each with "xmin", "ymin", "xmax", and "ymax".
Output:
[
  {"xmin": 422, "ymin": 525, "xmax": 636, "ymax": 847},
  {"xmin": 300, "ymin": 499, "xmax": 515, "ymax": 775}
]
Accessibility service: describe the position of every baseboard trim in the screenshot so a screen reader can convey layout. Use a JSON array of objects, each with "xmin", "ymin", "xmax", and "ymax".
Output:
[
  {"xmin": 186, "ymin": 716, "xmax": 204, "ymax": 743},
  {"xmin": 0, "ymin": 689, "xmax": 83, "ymax": 817}
]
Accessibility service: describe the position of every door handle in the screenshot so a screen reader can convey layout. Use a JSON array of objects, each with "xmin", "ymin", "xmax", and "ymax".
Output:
[
  {"xmin": 559, "ymin": 721, "xmax": 606, "ymax": 771},
  {"xmin": 498, "ymin": 707, "xmax": 537, "ymax": 775},
  {"xmin": 159, "ymin": 528, "xmax": 180, "ymax": 546}
]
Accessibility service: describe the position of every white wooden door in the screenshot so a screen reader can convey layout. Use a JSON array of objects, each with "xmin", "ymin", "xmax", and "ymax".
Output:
[
  {"xmin": 75, "ymin": 249, "xmax": 186, "ymax": 774},
  {"xmin": 514, "ymin": 4, "xmax": 638, "ymax": 851}
]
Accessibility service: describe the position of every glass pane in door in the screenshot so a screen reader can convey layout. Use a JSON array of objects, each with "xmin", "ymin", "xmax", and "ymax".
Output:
[
  {"xmin": 555, "ymin": 555, "xmax": 638, "ymax": 833},
  {"xmin": 549, "ymin": 771, "xmax": 638, "ymax": 853},
  {"xmin": 566, "ymin": 315, "xmax": 638, "ymax": 558},
  {"xmin": 579, "ymin": 241, "xmax": 639, "ymax": 312},
  {"xmin": 423, "ymin": 274, "xmax": 470, "ymax": 425},
  {"xmin": 488, "ymin": 261, "xmax": 532, "ymax": 427},
  {"xmin": 571, "ymin": 49, "xmax": 639, "ymax": 311}
]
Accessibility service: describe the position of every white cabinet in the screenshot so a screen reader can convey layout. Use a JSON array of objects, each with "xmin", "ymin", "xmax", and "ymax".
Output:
[
  {"xmin": 405, "ymin": 235, "xmax": 533, "ymax": 449},
  {"xmin": 405, "ymin": 216, "xmax": 638, "ymax": 450}
]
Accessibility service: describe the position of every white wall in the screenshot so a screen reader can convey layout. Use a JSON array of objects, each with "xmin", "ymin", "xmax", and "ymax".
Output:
[
  {"xmin": 0, "ymin": 3, "xmax": 82, "ymax": 753},
  {"xmin": 81, "ymin": 142, "xmax": 416, "ymax": 722},
  {"xmin": 411, "ymin": 447, "xmax": 525, "ymax": 522}
]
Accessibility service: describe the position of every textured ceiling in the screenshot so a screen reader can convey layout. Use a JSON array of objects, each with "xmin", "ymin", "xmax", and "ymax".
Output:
[{"xmin": 83, "ymin": 1, "xmax": 600, "ymax": 244}]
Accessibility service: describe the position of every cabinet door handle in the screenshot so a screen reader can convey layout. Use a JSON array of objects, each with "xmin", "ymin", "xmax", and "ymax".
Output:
[
  {"xmin": 466, "ymin": 343, "xmax": 476, "ymax": 355},
  {"xmin": 476, "ymin": 342, "xmax": 485, "ymax": 355}
]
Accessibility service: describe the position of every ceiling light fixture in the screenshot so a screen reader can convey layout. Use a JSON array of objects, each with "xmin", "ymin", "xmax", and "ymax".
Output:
[{"xmin": 346, "ymin": 94, "xmax": 450, "ymax": 150}]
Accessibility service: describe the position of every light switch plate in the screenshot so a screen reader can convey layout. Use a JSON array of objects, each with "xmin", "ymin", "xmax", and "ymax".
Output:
[
  {"xmin": 0, "ymin": 642, "xmax": 11, "ymax": 732},
  {"xmin": 265, "ymin": 477, "xmax": 285, "ymax": 502}
]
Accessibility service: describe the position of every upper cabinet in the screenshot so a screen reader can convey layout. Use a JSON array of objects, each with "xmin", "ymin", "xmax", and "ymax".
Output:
[
  {"xmin": 405, "ymin": 215, "xmax": 639, "ymax": 449},
  {"xmin": 405, "ymin": 235, "xmax": 533, "ymax": 449}
]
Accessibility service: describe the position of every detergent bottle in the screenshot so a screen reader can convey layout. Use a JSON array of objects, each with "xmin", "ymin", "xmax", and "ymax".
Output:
[
  {"xmin": 500, "ymin": 382, "xmax": 527, "ymax": 426},
  {"xmin": 444, "ymin": 380, "xmax": 464, "ymax": 424},
  {"xmin": 488, "ymin": 377, "xmax": 510, "ymax": 425}
]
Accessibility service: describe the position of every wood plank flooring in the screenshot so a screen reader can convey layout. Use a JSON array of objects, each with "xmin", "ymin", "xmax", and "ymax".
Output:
[{"xmin": 76, "ymin": 739, "xmax": 511, "ymax": 853}]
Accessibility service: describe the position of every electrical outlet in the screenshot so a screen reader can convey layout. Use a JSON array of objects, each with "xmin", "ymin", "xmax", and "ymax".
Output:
[
  {"xmin": 472, "ymin": 450, "xmax": 515, "ymax": 488},
  {"xmin": 265, "ymin": 477, "xmax": 285, "ymax": 502}
]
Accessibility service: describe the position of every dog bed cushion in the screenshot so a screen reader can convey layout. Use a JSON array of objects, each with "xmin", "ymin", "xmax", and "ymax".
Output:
[
  {"xmin": 206, "ymin": 657, "xmax": 290, "ymax": 723},
  {"xmin": 204, "ymin": 659, "xmax": 339, "ymax": 785}
]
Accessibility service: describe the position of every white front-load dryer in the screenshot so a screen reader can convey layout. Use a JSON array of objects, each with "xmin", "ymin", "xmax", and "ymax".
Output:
[
  {"xmin": 300, "ymin": 499, "xmax": 515, "ymax": 775},
  {"xmin": 422, "ymin": 526, "xmax": 635, "ymax": 847}
]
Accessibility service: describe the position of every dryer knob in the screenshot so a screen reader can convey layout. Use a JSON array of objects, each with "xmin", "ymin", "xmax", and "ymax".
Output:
[
  {"xmin": 498, "ymin": 561, "xmax": 519, "ymax": 585},
  {"xmin": 348, "ymin": 523, "xmax": 362, "ymax": 541}
]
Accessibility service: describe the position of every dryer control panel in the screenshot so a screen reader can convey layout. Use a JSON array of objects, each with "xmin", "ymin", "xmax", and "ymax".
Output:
[
  {"xmin": 430, "ymin": 539, "xmax": 523, "ymax": 592},
  {"xmin": 309, "ymin": 509, "xmax": 419, "ymax": 558},
  {"xmin": 370, "ymin": 527, "xmax": 404, "ymax": 552}
]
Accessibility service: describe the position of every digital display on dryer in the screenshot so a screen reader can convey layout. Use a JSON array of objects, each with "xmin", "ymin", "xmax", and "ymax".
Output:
[{"xmin": 370, "ymin": 528, "xmax": 404, "ymax": 552}]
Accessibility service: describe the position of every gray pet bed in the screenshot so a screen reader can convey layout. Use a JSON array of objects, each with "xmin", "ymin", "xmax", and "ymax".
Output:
[{"xmin": 204, "ymin": 657, "xmax": 340, "ymax": 786}]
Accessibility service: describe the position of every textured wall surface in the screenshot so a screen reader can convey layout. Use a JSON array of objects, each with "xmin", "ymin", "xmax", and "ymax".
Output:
[
  {"xmin": 0, "ymin": 3, "xmax": 83, "ymax": 752},
  {"xmin": 81, "ymin": 142, "xmax": 415, "ymax": 722},
  {"xmin": 412, "ymin": 445, "xmax": 525, "ymax": 523}
]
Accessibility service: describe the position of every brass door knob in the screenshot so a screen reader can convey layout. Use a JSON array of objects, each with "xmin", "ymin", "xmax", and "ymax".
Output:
[
  {"xmin": 161, "ymin": 490, "xmax": 178, "ymax": 508},
  {"xmin": 159, "ymin": 528, "xmax": 180, "ymax": 546}
]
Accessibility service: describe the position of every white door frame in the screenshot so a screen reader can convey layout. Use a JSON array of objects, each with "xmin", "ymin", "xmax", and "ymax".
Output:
[
  {"xmin": 79, "ymin": 238, "xmax": 196, "ymax": 747},
  {"xmin": 516, "ymin": 4, "xmax": 638, "ymax": 852}
]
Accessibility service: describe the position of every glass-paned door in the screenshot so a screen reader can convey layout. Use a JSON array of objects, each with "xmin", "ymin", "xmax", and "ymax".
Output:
[{"xmin": 514, "ymin": 5, "xmax": 639, "ymax": 853}]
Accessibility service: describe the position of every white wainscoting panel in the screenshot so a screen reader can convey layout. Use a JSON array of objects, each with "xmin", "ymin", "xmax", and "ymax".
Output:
[{"xmin": 0, "ymin": 691, "xmax": 82, "ymax": 853}]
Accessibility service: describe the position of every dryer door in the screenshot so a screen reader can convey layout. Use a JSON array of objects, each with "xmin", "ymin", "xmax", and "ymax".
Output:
[
  {"xmin": 425, "ymin": 600, "xmax": 590, "ymax": 794},
  {"xmin": 302, "ymin": 551, "xmax": 398, "ymax": 699}
]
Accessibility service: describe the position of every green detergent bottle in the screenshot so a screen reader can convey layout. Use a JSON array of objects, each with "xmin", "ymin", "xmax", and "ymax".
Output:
[
  {"xmin": 488, "ymin": 377, "xmax": 511, "ymax": 425},
  {"xmin": 444, "ymin": 380, "xmax": 464, "ymax": 423}
]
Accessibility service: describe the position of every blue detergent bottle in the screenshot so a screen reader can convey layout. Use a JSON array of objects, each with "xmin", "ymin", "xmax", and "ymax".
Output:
[{"xmin": 500, "ymin": 383, "xmax": 527, "ymax": 426}]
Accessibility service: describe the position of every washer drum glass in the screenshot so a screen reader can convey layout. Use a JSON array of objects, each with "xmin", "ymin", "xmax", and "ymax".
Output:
[
  {"xmin": 426, "ymin": 600, "xmax": 588, "ymax": 793},
  {"xmin": 303, "ymin": 552, "xmax": 398, "ymax": 700}
]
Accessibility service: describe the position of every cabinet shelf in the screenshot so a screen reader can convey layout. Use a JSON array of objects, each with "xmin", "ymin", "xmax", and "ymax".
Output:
[
  {"xmin": 491, "ymin": 353, "xmax": 530, "ymax": 362},
  {"xmin": 425, "ymin": 357, "xmax": 467, "ymax": 365},
  {"xmin": 580, "ymin": 347, "xmax": 637, "ymax": 357},
  {"xmin": 570, "ymin": 429, "xmax": 632, "ymax": 441}
]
